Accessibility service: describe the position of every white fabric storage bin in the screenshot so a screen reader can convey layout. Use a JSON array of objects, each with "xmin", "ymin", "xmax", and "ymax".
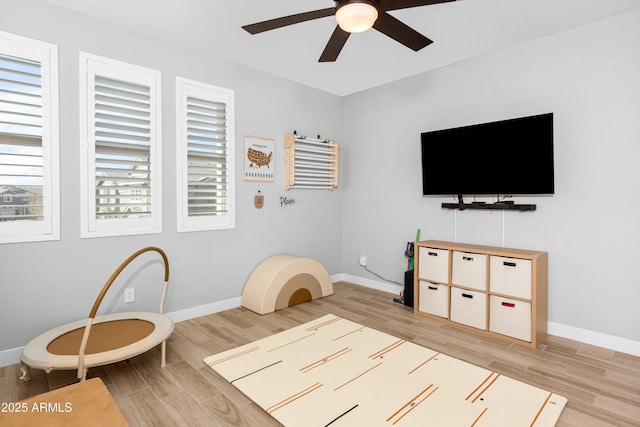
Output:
[
  {"xmin": 450, "ymin": 287, "xmax": 486, "ymax": 330},
  {"xmin": 489, "ymin": 256, "xmax": 531, "ymax": 299},
  {"xmin": 418, "ymin": 281, "xmax": 449, "ymax": 318},
  {"xmin": 418, "ymin": 247, "xmax": 449, "ymax": 284},
  {"xmin": 489, "ymin": 296, "xmax": 532, "ymax": 342},
  {"xmin": 452, "ymin": 251, "xmax": 487, "ymax": 291}
]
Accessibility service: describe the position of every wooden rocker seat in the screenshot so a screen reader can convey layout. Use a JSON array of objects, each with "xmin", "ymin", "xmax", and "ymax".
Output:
[{"xmin": 20, "ymin": 247, "xmax": 173, "ymax": 381}]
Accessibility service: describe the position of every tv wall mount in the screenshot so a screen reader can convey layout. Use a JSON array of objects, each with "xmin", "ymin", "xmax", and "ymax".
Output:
[{"xmin": 442, "ymin": 195, "xmax": 536, "ymax": 211}]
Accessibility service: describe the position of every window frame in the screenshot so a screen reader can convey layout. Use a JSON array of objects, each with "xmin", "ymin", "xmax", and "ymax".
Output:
[
  {"xmin": 79, "ymin": 52, "xmax": 162, "ymax": 238},
  {"xmin": 0, "ymin": 31, "xmax": 59, "ymax": 244},
  {"xmin": 176, "ymin": 77, "xmax": 235, "ymax": 232}
]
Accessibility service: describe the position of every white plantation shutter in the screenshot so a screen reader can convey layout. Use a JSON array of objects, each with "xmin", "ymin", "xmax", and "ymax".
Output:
[
  {"xmin": 0, "ymin": 53, "xmax": 43, "ymax": 217},
  {"xmin": 0, "ymin": 32, "xmax": 59, "ymax": 244},
  {"xmin": 94, "ymin": 76, "xmax": 151, "ymax": 218},
  {"xmin": 81, "ymin": 53, "xmax": 161, "ymax": 238},
  {"xmin": 186, "ymin": 96, "xmax": 227, "ymax": 215},
  {"xmin": 177, "ymin": 78, "xmax": 235, "ymax": 232}
]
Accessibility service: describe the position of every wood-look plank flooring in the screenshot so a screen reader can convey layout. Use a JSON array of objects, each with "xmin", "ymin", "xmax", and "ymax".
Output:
[{"xmin": 2, "ymin": 281, "xmax": 639, "ymax": 426}]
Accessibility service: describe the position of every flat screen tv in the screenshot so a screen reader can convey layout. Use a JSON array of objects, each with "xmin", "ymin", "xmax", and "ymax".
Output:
[{"xmin": 421, "ymin": 113, "xmax": 554, "ymax": 196}]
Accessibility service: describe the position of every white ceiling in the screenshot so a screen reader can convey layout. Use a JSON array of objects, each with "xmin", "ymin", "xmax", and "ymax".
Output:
[{"xmin": 43, "ymin": 0, "xmax": 640, "ymax": 96}]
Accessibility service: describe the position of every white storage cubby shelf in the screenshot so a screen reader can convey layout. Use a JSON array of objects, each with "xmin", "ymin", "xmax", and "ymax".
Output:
[
  {"xmin": 414, "ymin": 240, "xmax": 548, "ymax": 348},
  {"xmin": 284, "ymin": 132, "xmax": 339, "ymax": 190}
]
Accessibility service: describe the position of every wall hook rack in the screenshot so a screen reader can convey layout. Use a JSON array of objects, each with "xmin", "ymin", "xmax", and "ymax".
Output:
[{"xmin": 284, "ymin": 132, "xmax": 339, "ymax": 190}]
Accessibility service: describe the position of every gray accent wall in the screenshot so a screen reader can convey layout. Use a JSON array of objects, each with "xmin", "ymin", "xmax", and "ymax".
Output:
[{"xmin": 340, "ymin": 9, "xmax": 640, "ymax": 344}]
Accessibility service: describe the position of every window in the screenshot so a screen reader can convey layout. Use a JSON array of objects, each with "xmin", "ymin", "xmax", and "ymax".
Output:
[
  {"xmin": 176, "ymin": 77, "xmax": 235, "ymax": 232},
  {"xmin": 80, "ymin": 53, "xmax": 162, "ymax": 238},
  {"xmin": 0, "ymin": 31, "xmax": 59, "ymax": 244}
]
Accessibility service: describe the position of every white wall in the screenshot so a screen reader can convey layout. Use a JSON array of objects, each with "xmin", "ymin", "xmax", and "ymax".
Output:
[
  {"xmin": 0, "ymin": 0, "xmax": 343, "ymax": 355},
  {"xmin": 341, "ymin": 9, "xmax": 640, "ymax": 347}
]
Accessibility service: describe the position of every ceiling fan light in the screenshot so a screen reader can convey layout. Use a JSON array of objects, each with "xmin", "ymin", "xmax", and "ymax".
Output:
[{"xmin": 335, "ymin": 2, "xmax": 378, "ymax": 33}]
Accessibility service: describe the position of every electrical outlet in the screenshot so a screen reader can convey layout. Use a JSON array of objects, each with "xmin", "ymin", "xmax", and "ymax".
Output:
[
  {"xmin": 124, "ymin": 288, "xmax": 135, "ymax": 303},
  {"xmin": 359, "ymin": 256, "xmax": 367, "ymax": 267}
]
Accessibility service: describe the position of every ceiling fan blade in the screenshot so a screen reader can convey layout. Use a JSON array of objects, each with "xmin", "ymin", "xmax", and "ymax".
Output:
[
  {"xmin": 373, "ymin": 11, "xmax": 433, "ymax": 51},
  {"xmin": 319, "ymin": 26, "xmax": 351, "ymax": 62},
  {"xmin": 380, "ymin": 0, "xmax": 456, "ymax": 12},
  {"xmin": 242, "ymin": 8, "xmax": 335, "ymax": 34}
]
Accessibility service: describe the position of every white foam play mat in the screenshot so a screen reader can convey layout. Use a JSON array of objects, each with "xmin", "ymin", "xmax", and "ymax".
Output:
[{"xmin": 204, "ymin": 314, "xmax": 567, "ymax": 426}]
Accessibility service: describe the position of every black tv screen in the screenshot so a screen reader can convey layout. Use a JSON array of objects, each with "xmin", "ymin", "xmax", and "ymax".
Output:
[{"xmin": 421, "ymin": 113, "xmax": 554, "ymax": 196}]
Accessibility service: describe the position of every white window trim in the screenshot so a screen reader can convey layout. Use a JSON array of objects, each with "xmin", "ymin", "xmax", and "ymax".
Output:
[
  {"xmin": 79, "ymin": 52, "xmax": 162, "ymax": 238},
  {"xmin": 176, "ymin": 77, "xmax": 235, "ymax": 232},
  {"xmin": 0, "ymin": 31, "xmax": 59, "ymax": 244}
]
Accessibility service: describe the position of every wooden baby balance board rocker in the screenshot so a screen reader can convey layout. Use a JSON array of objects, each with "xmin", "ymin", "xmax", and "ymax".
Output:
[
  {"xmin": 20, "ymin": 247, "xmax": 174, "ymax": 381},
  {"xmin": 242, "ymin": 255, "xmax": 333, "ymax": 314}
]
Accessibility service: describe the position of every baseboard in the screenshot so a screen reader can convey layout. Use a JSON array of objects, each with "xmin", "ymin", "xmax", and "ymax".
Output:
[
  {"xmin": 341, "ymin": 273, "xmax": 640, "ymax": 357},
  {"xmin": 548, "ymin": 321, "xmax": 640, "ymax": 357},
  {"xmin": 3, "ymin": 276, "xmax": 638, "ymax": 368},
  {"xmin": 166, "ymin": 296, "xmax": 242, "ymax": 323},
  {"xmin": 0, "ymin": 347, "xmax": 24, "ymax": 369},
  {"xmin": 333, "ymin": 273, "xmax": 404, "ymax": 295},
  {"xmin": 0, "ymin": 296, "xmax": 244, "ymax": 368}
]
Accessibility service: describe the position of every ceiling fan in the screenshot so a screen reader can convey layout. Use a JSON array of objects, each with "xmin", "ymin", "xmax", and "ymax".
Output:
[{"xmin": 242, "ymin": 0, "xmax": 456, "ymax": 62}]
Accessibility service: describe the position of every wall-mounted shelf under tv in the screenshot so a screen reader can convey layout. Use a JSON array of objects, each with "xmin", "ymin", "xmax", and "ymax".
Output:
[{"xmin": 441, "ymin": 200, "xmax": 536, "ymax": 212}]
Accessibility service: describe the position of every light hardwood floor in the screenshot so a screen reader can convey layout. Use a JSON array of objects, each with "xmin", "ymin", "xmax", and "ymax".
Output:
[{"xmin": 2, "ymin": 281, "xmax": 639, "ymax": 426}]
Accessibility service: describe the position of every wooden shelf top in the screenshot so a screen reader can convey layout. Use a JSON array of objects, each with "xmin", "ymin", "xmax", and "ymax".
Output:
[{"xmin": 417, "ymin": 240, "xmax": 547, "ymax": 259}]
